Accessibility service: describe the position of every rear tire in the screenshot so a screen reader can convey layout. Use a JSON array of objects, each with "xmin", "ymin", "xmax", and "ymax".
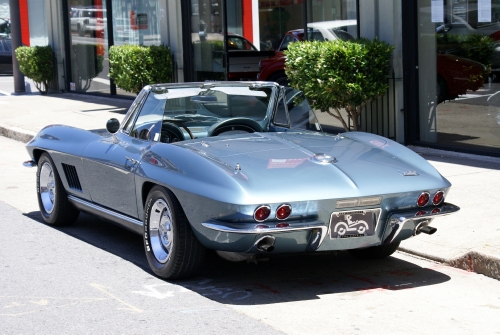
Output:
[
  {"xmin": 37, "ymin": 153, "xmax": 80, "ymax": 226},
  {"xmin": 348, "ymin": 241, "xmax": 400, "ymax": 259},
  {"xmin": 143, "ymin": 186, "xmax": 206, "ymax": 279}
]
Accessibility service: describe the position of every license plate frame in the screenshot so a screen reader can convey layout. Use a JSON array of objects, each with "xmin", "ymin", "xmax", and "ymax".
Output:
[{"xmin": 329, "ymin": 209, "xmax": 381, "ymax": 239}]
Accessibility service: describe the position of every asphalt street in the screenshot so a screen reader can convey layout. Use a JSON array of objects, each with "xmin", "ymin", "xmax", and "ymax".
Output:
[{"xmin": 1, "ymin": 135, "xmax": 500, "ymax": 334}]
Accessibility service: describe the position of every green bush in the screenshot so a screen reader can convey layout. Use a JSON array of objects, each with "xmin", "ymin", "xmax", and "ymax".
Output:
[
  {"xmin": 15, "ymin": 45, "xmax": 54, "ymax": 94},
  {"xmin": 437, "ymin": 33, "xmax": 494, "ymax": 68},
  {"xmin": 72, "ymin": 44, "xmax": 104, "ymax": 91},
  {"xmin": 108, "ymin": 44, "xmax": 173, "ymax": 94},
  {"xmin": 285, "ymin": 38, "xmax": 394, "ymax": 131}
]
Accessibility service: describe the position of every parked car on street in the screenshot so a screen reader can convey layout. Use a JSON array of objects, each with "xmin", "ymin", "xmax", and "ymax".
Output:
[
  {"xmin": 0, "ymin": 36, "xmax": 12, "ymax": 75},
  {"xmin": 0, "ymin": 17, "xmax": 10, "ymax": 37},
  {"xmin": 192, "ymin": 33, "xmax": 274, "ymax": 81},
  {"xmin": 258, "ymin": 20, "xmax": 357, "ymax": 85},
  {"xmin": 70, "ymin": 6, "xmax": 106, "ymax": 38},
  {"xmin": 23, "ymin": 81, "xmax": 459, "ymax": 280},
  {"xmin": 437, "ymin": 53, "xmax": 486, "ymax": 102}
]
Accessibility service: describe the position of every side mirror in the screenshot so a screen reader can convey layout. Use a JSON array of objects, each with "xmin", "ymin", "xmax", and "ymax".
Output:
[{"xmin": 106, "ymin": 118, "xmax": 120, "ymax": 133}]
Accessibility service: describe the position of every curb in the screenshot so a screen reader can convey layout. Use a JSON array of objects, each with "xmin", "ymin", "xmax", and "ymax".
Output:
[
  {"xmin": 399, "ymin": 246, "xmax": 500, "ymax": 280},
  {"xmin": 0, "ymin": 125, "xmax": 35, "ymax": 143}
]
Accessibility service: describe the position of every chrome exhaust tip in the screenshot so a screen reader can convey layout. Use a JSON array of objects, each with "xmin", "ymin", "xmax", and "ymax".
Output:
[
  {"xmin": 255, "ymin": 235, "xmax": 275, "ymax": 252},
  {"xmin": 414, "ymin": 220, "xmax": 437, "ymax": 235},
  {"xmin": 419, "ymin": 225, "xmax": 437, "ymax": 235}
]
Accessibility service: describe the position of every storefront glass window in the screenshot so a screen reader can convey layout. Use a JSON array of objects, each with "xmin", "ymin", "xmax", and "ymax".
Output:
[
  {"xmin": 67, "ymin": 0, "xmax": 109, "ymax": 94},
  {"xmin": 111, "ymin": 0, "xmax": 161, "ymax": 46},
  {"xmin": 0, "ymin": 0, "xmax": 9, "ymax": 36},
  {"xmin": 259, "ymin": 1, "xmax": 303, "ymax": 51},
  {"xmin": 308, "ymin": 0, "xmax": 358, "ymax": 40},
  {"xmin": 111, "ymin": 0, "xmax": 162, "ymax": 95},
  {"xmin": 28, "ymin": 0, "xmax": 48, "ymax": 45},
  {"xmin": 191, "ymin": 0, "xmax": 225, "ymax": 81},
  {"xmin": 418, "ymin": 0, "xmax": 500, "ymax": 155}
]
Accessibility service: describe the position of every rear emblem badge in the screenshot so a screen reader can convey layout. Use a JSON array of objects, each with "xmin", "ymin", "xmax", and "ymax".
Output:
[{"xmin": 400, "ymin": 170, "xmax": 419, "ymax": 176}]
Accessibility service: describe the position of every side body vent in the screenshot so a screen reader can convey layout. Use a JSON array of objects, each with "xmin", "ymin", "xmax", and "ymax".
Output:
[{"xmin": 61, "ymin": 163, "xmax": 82, "ymax": 192}]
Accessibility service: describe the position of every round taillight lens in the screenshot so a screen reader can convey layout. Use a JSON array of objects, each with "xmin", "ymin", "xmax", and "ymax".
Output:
[
  {"xmin": 433, "ymin": 191, "xmax": 444, "ymax": 205},
  {"xmin": 276, "ymin": 204, "xmax": 292, "ymax": 220},
  {"xmin": 275, "ymin": 222, "xmax": 290, "ymax": 228},
  {"xmin": 417, "ymin": 192, "xmax": 430, "ymax": 207},
  {"xmin": 431, "ymin": 208, "xmax": 441, "ymax": 214},
  {"xmin": 415, "ymin": 210, "xmax": 427, "ymax": 217},
  {"xmin": 255, "ymin": 224, "xmax": 270, "ymax": 229},
  {"xmin": 254, "ymin": 205, "xmax": 271, "ymax": 222}
]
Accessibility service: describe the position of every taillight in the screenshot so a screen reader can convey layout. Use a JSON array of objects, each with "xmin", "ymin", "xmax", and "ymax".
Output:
[
  {"xmin": 415, "ymin": 210, "xmax": 427, "ymax": 217},
  {"xmin": 433, "ymin": 191, "xmax": 444, "ymax": 205},
  {"xmin": 275, "ymin": 223, "xmax": 290, "ymax": 228},
  {"xmin": 431, "ymin": 208, "xmax": 441, "ymax": 214},
  {"xmin": 276, "ymin": 204, "xmax": 292, "ymax": 220},
  {"xmin": 255, "ymin": 224, "xmax": 270, "ymax": 229},
  {"xmin": 254, "ymin": 205, "xmax": 271, "ymax": 222},
  {"xmin": 417, "ymin": 192, "xmax": 430, "ymax": 207}
]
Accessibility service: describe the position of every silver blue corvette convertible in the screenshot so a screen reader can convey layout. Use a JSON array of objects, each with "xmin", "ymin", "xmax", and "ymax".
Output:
[{"xmin": 24, "ymin": 82, "xmax": 459, "ymax": 279}]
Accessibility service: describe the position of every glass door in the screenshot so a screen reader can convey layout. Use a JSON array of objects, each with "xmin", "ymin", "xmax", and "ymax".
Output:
[
  {"xmin": 67, "ymin": 0, "xmax": 110, "ymax": 94},
  {"xmin": 417, "ymin": 0, "xmax": 500, "ymax": 155},
  {"xmin": 191, "ymin": 0, "xmax": 225, "ymax": 81}
]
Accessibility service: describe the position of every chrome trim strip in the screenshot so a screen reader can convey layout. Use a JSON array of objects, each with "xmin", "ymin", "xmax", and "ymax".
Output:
[
  {"xmin": 23, "ymin": 160, "xmax": 36, "ymax": 168},
  {"xmin": 202, "ymin": 220, "xmax": 329, "ymax": 249},
  {"xmin": 68, "ymin": 195, "xmax": 143, "ymax": 227},
  {"xmin": 385, "ymin": 202, "xmax": 460, "ymax": 244},
  {"xmin": 202, "ymin": 220, "xmax": 326, "ymax": 234}
]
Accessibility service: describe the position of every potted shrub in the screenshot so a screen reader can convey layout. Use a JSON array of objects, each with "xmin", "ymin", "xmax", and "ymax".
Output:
[
  {"xmin": 15, "ymin": 45, "xmax": 54, "ymax": 94},
  {"xmin": 285, "ymin": 38, "xmax": 394, "ymax": 131},
  {"xmin": 108, "ymin": 44, "xmax": 173, "ymax": 94}
]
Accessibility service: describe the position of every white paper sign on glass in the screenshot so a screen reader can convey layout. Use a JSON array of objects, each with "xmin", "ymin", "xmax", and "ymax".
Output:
[
  {"xmin": 431, "ymin": 0, "xmax": 444, "ymax": 23},
  {"xmin": 478, "ymin": 0, "xmax": 492, "ymax": 22}
]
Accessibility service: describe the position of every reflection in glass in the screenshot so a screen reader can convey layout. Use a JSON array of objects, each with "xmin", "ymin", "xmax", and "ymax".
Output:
[
  {"xmin": 418, "ymin": 0, "xmax": 500, "ymax": 154},
  {"xmin": 67, "ymin": 0, "xmax": 109, "ymax": 94},
  {"xmin": 191, "ymin": 0, "xmax": 225, "ymax": 81},
  {"xmin": 111, "ymin": 0, "xmax": 162, "ymax": 95}
]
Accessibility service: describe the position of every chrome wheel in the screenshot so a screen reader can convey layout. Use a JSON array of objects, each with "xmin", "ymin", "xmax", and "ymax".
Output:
[
  {"xmin": 149, "ymin": 199, "xmax": 175, "ymax": 264},
  {"xmin": 39, "ymin": 162, "xmax": 56, "ymax": 214},
  {"xmin": 143, "ymin": 186, "xmax": 206, "ymax": 279}
]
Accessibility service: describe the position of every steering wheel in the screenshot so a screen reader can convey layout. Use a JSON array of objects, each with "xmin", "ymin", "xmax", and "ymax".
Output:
[
  {"xmin": 209, "ymin": 118, "xmax": 263, "ymax": 136},
  {"xmin": 165, "ymin": 120, "xmax": 194, "ymax": 139}
]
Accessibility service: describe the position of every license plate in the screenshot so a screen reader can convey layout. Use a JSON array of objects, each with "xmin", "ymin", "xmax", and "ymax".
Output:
[{"xmin": 330, "ymin": 210, "xmax": 376, "ymax": 239}]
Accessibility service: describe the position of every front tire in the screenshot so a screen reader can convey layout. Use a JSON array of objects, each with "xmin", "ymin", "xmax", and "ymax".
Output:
[
  {"xmin": 348, "ymin": 241, "xmax": 400, "ymax": 259},
  {"xmin": 37, "ymin": 153, "xmax": 80, "ymax": 225},
  {"xmin": 143, "ymin": 186, "xmax": 205, "ymax": 279}
]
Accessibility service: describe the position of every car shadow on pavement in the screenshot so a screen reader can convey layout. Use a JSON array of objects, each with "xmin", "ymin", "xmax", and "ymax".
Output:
[{"xmin": 23, "ymin": 210, "xmax": 452, "ymax": 305}]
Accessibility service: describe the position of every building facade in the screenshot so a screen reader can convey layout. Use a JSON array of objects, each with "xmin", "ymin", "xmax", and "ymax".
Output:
[{"xmin": 2, "ymin": 0, "xmax": 499, "ymax": 156}]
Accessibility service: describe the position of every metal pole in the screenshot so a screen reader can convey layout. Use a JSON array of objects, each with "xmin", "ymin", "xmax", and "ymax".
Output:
[
  {"xmin": 9, "ymin": 0, "xmax": 25, "ymax": 93},
  {"xmin": 222, "ymin": 0, "xmax": 228, "ymax": 81}
]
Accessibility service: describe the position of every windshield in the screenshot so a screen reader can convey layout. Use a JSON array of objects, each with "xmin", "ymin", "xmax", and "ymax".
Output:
[
  {"xmin": 129, "ymin": 84, "xmax": 276, "ymax": 141},
  {"xmin": 146, "ymin": 85, "xmax": 273, "ymax": 122}
]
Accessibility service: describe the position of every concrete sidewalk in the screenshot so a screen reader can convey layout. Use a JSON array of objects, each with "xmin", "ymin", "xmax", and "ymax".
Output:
[{"xmin": 1, "ymin": 88, "xmax": 499, "ymax": 281}]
